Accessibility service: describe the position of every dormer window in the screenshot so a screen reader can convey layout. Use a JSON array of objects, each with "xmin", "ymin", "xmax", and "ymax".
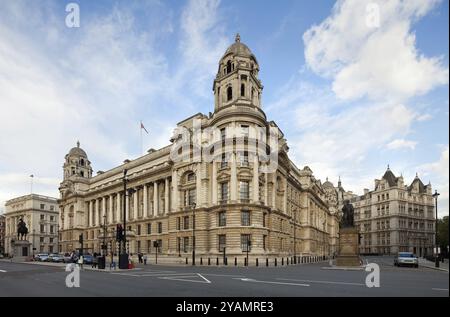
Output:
[
  {"xmin": 241, "ymin": 84, "xmax": 245, "ymax": 97},
  {"xmin": 80, "ymin": 159, "xmax": 85, "ymax": 166}
]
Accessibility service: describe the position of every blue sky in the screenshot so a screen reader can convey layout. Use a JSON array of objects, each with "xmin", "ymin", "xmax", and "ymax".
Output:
[{"xmin": 0, "ymin": 0, "xmax": 448, "ymax": 216}]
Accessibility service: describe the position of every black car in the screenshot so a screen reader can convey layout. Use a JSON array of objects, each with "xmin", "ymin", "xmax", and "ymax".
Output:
[{"xmin": 82, "ymin": 255, "xmax": 93, "ymax": 264}]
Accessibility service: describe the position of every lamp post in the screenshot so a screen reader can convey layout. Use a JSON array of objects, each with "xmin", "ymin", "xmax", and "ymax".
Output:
[
  {"xmin": 293, "ymin": 208, "xmax": 297, "ymax": 264},
  {"xmin": 432, "ymin": 190, "xmax": 440, "ymax": 268},
  {"xmin": 192, "ymin": 202, "xmax": 196, "ymax": 266},
  {"xmin": 102, "ymin": 214, "xmax": 107, "ymax": 257}
]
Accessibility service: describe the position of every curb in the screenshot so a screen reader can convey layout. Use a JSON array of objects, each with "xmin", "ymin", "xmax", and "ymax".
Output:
[{"xmin": 419, "ymin": 264, "xmax": 449, "ymax": 272}]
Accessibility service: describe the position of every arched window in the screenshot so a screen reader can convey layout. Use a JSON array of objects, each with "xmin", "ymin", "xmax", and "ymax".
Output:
[
  {"xmin": 80, "ymin": 159, "xmax": 85, "ymax": 166},
  {"xmin": 80, "ymin": 171, "xmax": 84, "ymax": 177},
  {"xmin": 226, "ymin": 60, "xmax": 232, "ymax": 74},
  {"xmin": 241, "ymin": 84, "xmax": 245, "ymax": 97},
  {"xmin": 227, "ymin": 87, "xmax": 233, "ymax": 101}
]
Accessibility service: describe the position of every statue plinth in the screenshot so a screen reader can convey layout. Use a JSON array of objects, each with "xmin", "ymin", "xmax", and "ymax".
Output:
[
  {"xmin": 336, "ymin": 227, "xmax": 360, "ymax": 267},
  {"xmin": 11, "ymin": 239, "xmax": 32, "ymax": 262}
]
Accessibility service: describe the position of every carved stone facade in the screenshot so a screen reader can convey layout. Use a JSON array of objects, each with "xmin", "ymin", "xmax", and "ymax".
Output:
[{"xmin": 58, "ymin": 35, "xmax": 339, "ymax": 262}]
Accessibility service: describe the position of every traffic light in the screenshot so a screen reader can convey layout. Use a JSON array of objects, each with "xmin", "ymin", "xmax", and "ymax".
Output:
[
  {"xmin": 116, "ymin": 224, "xmax": 123, "ymax": 241},
  {"xmin": 79, "ymin": 234, "xmax": 83, "ymax": 245}
]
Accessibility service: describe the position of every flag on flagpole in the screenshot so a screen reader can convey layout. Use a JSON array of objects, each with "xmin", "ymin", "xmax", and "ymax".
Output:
[
  {"xmin": 30, "ymin": 174, "xmax": 34, "ymax": 178},
  {"xmin": 140, "ymin": 121, "xmax": 149, "ymax": 134}
]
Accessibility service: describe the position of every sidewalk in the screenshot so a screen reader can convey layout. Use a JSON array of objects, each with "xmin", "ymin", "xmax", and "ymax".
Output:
[
  {"xmin": 4, "ymin": 260, "xmax": 141, "ymax": 272},
  {"xmin": 418, "ymin": 258, "xmax": 449, "ymax": 272}
]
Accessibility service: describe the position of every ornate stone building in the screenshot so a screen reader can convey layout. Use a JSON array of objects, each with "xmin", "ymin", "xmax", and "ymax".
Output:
[
  {"xmin": 350, "ymin": 167, "xmax": 435, "ymax": 255},
  {"xmin": 0, "ymin": 214, "xmax": 5, "ymax": 254},
  {"xmin": 58, "ymin": 35, "xmax": 339, "ymax": 263},
  {"xmin": 4, "ymin": 194, "xmax": 59, "ymax": 256}
]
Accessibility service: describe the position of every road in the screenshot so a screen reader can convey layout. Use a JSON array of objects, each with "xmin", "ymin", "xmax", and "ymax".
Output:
[{"xmin": 0, "ymin": 256, "xmax": 448, "ymax": 297}]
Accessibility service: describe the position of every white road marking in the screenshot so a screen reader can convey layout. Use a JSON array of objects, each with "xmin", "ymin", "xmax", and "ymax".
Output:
[
  {"xmin": 201, "ymin": 273, "xmax": 246, "ymax": 278},
  {"xmin": 158, "ymin": 274, "xmax": 211, "ymax": 284},
  {"xmin": 432, "ymin": 288, "xmax": 449, "ymax": 291},
  {"xmin": 234, "ymin": 278, "xmax": 309, "ymax": 287},
  {"xmin": 277, "ymin": 278, "xmax": 365, "ymax": 286},
  {"xmin": 0, "ymin": 269, "xmax": 7, "ymax": 273}
]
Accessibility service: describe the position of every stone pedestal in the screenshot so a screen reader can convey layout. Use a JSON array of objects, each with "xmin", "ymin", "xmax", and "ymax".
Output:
[
  {"xmin": 11, "ymin": 240, "xmax": 32, "ymax": 262},
  {"xmin": 336, "ymin": 227, "xmax": 360, "ymax": 267}
]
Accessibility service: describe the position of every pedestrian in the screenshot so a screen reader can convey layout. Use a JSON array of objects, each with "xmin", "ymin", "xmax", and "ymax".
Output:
[
  {"xmin": 143, "ymin": 254, "xmax": 147, "ymax": 265},
  {"xmin": 92, "ymin": 252, "xmax": 98, "ymax": 268}
]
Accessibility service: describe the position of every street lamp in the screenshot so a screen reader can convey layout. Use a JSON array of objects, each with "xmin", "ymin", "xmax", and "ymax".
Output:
[
  {"xmin": 102, "ymin": 214, "xmax": 107, "ymax": 257},
  {"xmin": 192, "ymin": 202, "xmax": 196, "ymax": 266},
  {"xmin": 119, "ymin": 169, "xmax": 135, "ymax": 269},
  {"xmin": 293, "ymin": 208, "xmax": 297, "ymax": 264},
  {"xmin": 432, "ymin": 190, "xmax": 440, "ymax": 268}
]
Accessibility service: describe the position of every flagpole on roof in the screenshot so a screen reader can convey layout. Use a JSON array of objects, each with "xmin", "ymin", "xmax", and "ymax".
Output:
[
  {"xmin": 30, "ymin": 174, "xmax": 34, "ymax": 194},
  {"xmin": 140, "ymin": 121, "xmax": 143, "ymax": 156}
]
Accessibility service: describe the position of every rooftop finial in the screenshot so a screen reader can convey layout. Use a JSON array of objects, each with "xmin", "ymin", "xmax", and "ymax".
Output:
[
  {"xmin": 326, "ymin": 177, "xmax": 328, "ymax": 182},
  {"xmin": 77, "ymin": 140, "xmax": 80, "ymax": 148},
  {"xmin": 387, "ymin": 164, "xmax": 390, "ymax": 170},
  {"xmin": 235, "ymin": 33, "xmax": 241, "ymax": 43},
  {"xmin": 415, "ymin": 172, "xmax": 418, "ymax": 178}
]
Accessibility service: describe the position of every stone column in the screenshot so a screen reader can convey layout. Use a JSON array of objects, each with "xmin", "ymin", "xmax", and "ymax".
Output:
[
  {"xmin": 272, "ymin": 174, "xmax": 276, "ymax": 208},
  {"xmin": 133, "ymin": 188, "xmax": 138, "ymax": 220},
  {"xmin": 108, "ymin": 194, "xmax": 113, "ymax": 224},
  {"xmin": 230, "ymin": 152, "xmax": 237, "ymax": 202},
  {"xmin": 196, "ymin": 165, "xmax": 202, "ymax": 206},
  {"xmin": 88, "ymin": 201, "xmax": 92, "ymax": 227},
  {"xmin": 95, "ymin": 199, "xmax": 99, "ymax": 226},
  {"xmin": 165, "ymin": 178, "xmax": 170, "ymax": 214},
  {"xmin": 100, "ymin": 197, "xmax": 106, "ymax": 225},
  {"xmin": 283, "ymin": 181, "xmax": 288, "ymax": 213},
  {"xmin": 143, "ymin": 184, "xmax": 148, "ymax": 218},
  {"xmin": 172, "ymin": 170, "xmax": 178, "ymax": 212},
  {"xmin": 125, "ymin": 193, "xmax": 129, "ymax": 221},
  {"xmin": 212, "ymin": 161, "xmax": 217, "ymax": 204},
  {"xmin": 116, "ymin": 193, "xmax": 121, "ymax": 223},
  {"xmin": 264, "ymin": 172, "xmax": 268, "ymax": 205},
  {"xmin": 253, "ymin": 155, "xmax": 259, "ymax": 203},
  {"xmin": 153, "ymin": 182, "xmax": 158, "ymax": 216}
]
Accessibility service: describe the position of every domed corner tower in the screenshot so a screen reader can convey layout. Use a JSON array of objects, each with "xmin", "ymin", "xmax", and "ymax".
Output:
[
  {"xmin": 213, "ymin": 33, "xmax": 264, "ymax": 113},
  {"xmin": 63, "ymin": 141, "xmax": 93, "ymax": 180}
]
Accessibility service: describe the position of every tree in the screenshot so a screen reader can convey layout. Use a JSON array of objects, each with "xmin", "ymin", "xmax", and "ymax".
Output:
[{"xmin": 437, "ymin": 216, "xmax": 449, "ymax": 257}]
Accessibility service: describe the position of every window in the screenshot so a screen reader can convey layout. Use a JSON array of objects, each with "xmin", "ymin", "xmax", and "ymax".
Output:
[
  {"xmin": 177, "ymin": 218, "xmax": 181, "ymax": 230},
  {"xmin": 241, "ymin": 234, "xmax": 251, "ymax": 251},
  {"xmin": 227, "ymin": 86, "xmax": 233, "ymax": 101},
  {"xmin": 220, "ymin": 183, "xmax": 228, "ymax": 202},
  {"xmin": 241, "ymin": 125, "xmax": 249, "ymax": 138},
  {"xmin": 241, "ymin": 84, "xmax": 245, "ymax": 97},
  {"xmin": 218, "ymin": 235, "xmax": 226, "ymax": 252},
  {"xmin": 226, "ymin": 60, "xmax": 232, "ymax": 74},
  {"xmin": 40, "ymin": 224, "xmax": 45, "ymax": 233},
  {"xmin": 40, "ymin": 214, "xmax": 45, "ymax": 220},
  {"xmin": 50, "ymin": 216, "xmax": 54, "ymax": 221},
  {"xmin": 263, "ymin": 235, "xmax": 267, "ymax": 250},
  {"xmin": 187, "ymin": 172, "xmax": 195, "ymax": 182},
  {"xmin": 221, "ymin": 153, "xmax": 228, "ymax": 168},
  {"xmin": 263, "ymin": 213, "xmax": 267, "ymax": 227},
  {"xmin": 137, "ymin": 225, "xmax": 141, "ymax": 235},
  {"xmin": 183, "ymin": 216, "xmax": 190, "ymax": 230},
  {"xmin": 218, "ymin": 212, "xmax": 226, "ymax": 227},
  {"xmin": 157, "ymin": 239, "xmax": 162, "ymax": 253},
  {"xmin": 50, "ymin": 206, "xmax": 55, "ymax": 211},
  {"xmin": 240, "ymin": 181, "xmax": 250, "ymax": 200},
  {"xmin": 177, "ymin": 237, "xmax": 181, "ymax": 253},
  {"xmin": 241, "ymin": 211, "xmax": 251, "ymax": 226},
  {"xmin": 147, "ymin": 240, "xmax": 152, "ymax": 253},
  {"xmin": 147, "ymin": 223, "xmax": 152, "ymax": 234},
  {"xmin": 40, "ymin": 204, "xmax": 45, "ymax": 210},
  {"xmin": 49, "ymin": 238, "xmax": 54, "ymax": 243},
  {"xmin": 158, "ymin": 222, "xmax": 162, "ymax": 234},
  {"xmin": 40, "ymin": 237, "xmax": 44, "ymax": 243},
  {"xmin": 240, "ymin": 151, "xmax": 249, "ymax": 166},
  {"xmin": 50, "ymin": 226, "xmax": 54, "ymax": 234},
  {"xmin": 187, "ymin": 189, "xmax": 196, "ymax": 206},
  {"xmin": 220, "ymin": 128, "xmax": 226, "ymax": 142},
  {"xmin": 183, "ymin": 237, "xmax": 189, "ymax": 253}
]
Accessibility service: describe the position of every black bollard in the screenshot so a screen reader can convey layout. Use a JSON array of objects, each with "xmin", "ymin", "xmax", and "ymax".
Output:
[
  {"xmin": 266, "ymin": 258, "xmax": 269, "ymax": 267},
  {"xmin": 235, "ymin": 257, "xmax": 237, "ymax": 266},
  {"xmin": 200, "ymin": 258, "xmax": 203, "ymax": 265},
  {"xmin": 275, "ymin": 258, "xmax": 277, "ymax": 266},
  {"xmin": 216, "ymin": 257, "xmax": 219, "ymax": 265},
  {"xmin": 256, "ymin": 258, "xmax": 259, "ymax": 266},
  {"xmin": 282, "ymin": 258, "xmax": 284, "ymax": 266},
  {"xmin": 208, "ymin": 258, "xmax": 211, "ymax": 265},
  {"xmin": 186, "ymin": 257, "xmax": 188, "ymax": 265}
]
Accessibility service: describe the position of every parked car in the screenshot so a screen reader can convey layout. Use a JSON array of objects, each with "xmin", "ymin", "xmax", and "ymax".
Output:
[
  {"xmin": 34, "ymin": 253, "xmax": 49, "ymax": 262},
  {"xmin": 82, "ymin": 254, "xmax": 93, "ymax": 264},
  {"xmin": 48, "ymin": 253, "xmax": 65, "ymax": 263},
  {"xmin": 394, "ymin": 252, "xmax": 419, "ymax": 268}
]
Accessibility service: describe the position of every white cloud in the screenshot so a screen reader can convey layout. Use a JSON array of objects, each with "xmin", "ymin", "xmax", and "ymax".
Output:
[
  {"xmin": 303, "ymin": 0, "xmax": 448, "ymax": 102},
  {"xmin": 386, "ymin": 139, "xmax": 417, "ymax": 150},
  {"xmin": 417, "ymin": 146, "xmax": 449, "ymax": 217},
  {"xmin": 0, "ymin": 0, "xmax": 228, "ymax": 211},
  {"xmin": 416, "ymin": 113, "xmax": 433, "ymax": 122}
]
